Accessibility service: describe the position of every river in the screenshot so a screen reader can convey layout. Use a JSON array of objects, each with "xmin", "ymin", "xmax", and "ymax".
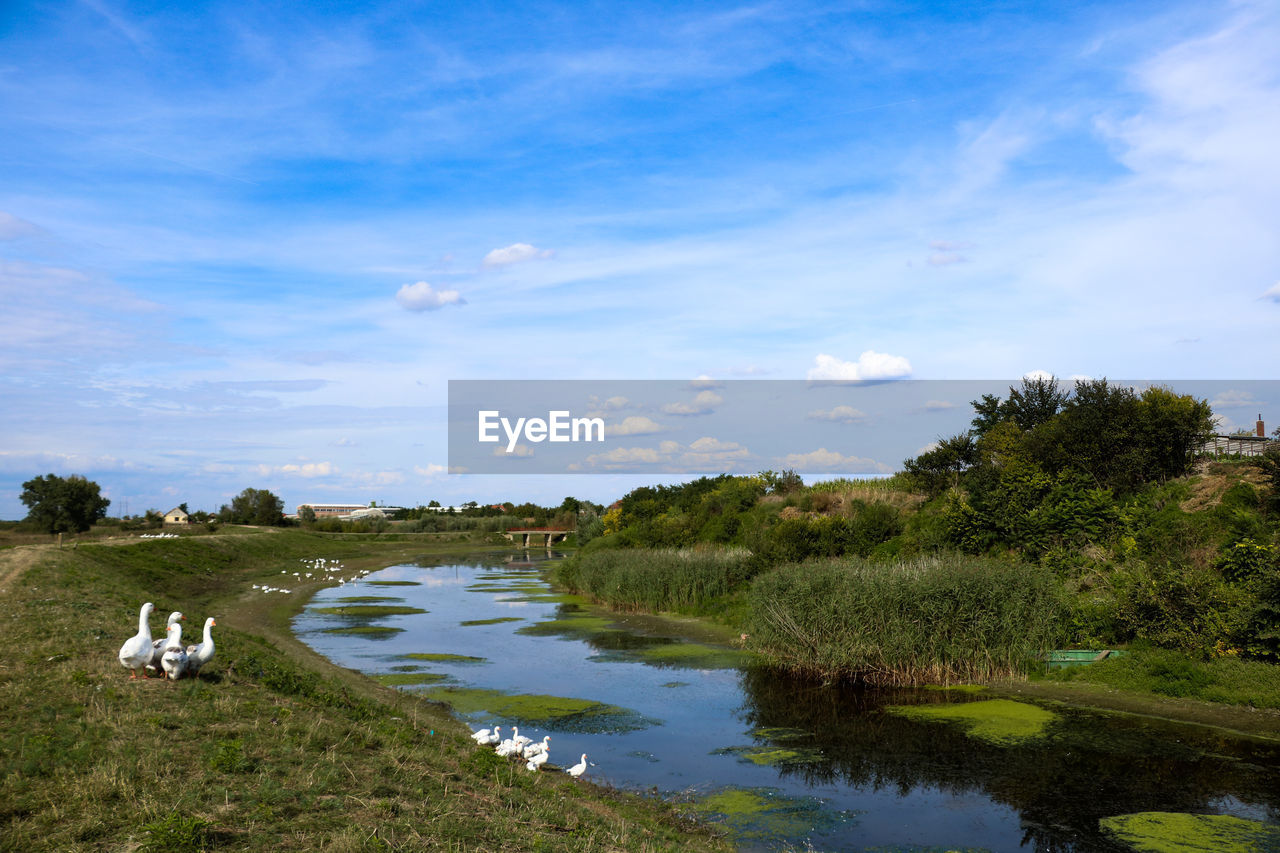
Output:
[{"xmin": 293, "ymin": 554, "xmax": 1280, "ymax": 852}]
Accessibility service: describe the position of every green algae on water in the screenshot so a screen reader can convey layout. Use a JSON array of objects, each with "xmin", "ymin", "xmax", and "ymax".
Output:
[
  {"xmin": 459, "ymin": 617, "xmax": 523, "ymax": 627},
  {"xmin": 1099, "ymin": 811, "xmax": 1280, "ymax": 853},
  {"xmin": 321, "ymin": 625, "xmax": 403, "ymax": 639},
  {"xmin": 749, "ymin": 726, "xmax": 812, "ymax": 743},
  {"xmin": 401, "ymin": 653, "xmax": 487, "ymax": 664},
  {"xmin": 312, "ymin": 605, "xmax": 427, "ymax": 617},
  {"xmin": 516, "ymin": 613, "xmax": 614, "ymax": 638},
  {"xmin": 924, "ymin": 684, "xmax": 989, "ymax": 695},
  {"xmin": 713, "ymin": 744, "xmax": 825, "ymax": 767},
  {"xmin": 686, "ymin": 787, "xmax": 858, "ymax": 843},
  {"xmin": 334, "ymin": 595, "xmax": 405, "ymax": 604},
  {"xmin": 366, "ymin": 580, "xmax": 421, "ymax": 586},
  {"xmin": 886, "ymin": 699, "xmax": 1057, "ymax": 746},
  {"xmin": 374, "ymin": 672, "xmax": 450, "ymax": 687},
  {"xmin": 422, "ymin": 686, "xmax": 657, "ymax": 733}
]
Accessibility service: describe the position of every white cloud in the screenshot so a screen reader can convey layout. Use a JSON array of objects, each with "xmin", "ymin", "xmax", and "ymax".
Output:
[
  {"xmin": 607, "ymin": 415, "xmax": 664, "ymax": 436},
  {"xmin": 806, "ymin": 405, "xmax": 867, "ymax": 423},
  {"xmin": 807, "ymin": 351, "xmax": 912, "ymax": 382},
  {"xmin": 927, "ymin": 252, "xmax": 967, "ymax": 267},
  {"xmin": 414, "ymin": 464, "xmax": 447, "ymax": 477},
  {"xmin": 482, "ymin": 243, "xmax": 554, "ymax": 268},
  {"xmin": 661, "ymin": 390, "xmax": 723, "ymax": 415},
  {"xmin": 1210, "ymin": 390, "xmax": 1258, "ymax": 409},
  {"xmin": 922, "ymin": 400, "xmax": 958, "ymax": 411},
  {"xmin": 775, "ymin": 448, "xmax": 891, "ymax": 473},
  {"xmin": 1022, "ymin": 369, "xmax": 1055, "ymax": 380},
  {"xmin": 493, "ymin": 443, "xmax": 534, "ymax": 457},
  {"xmin": 257, "ymin": 461, "xmax": 334, "ymax": 477},
  {"xmin": 395, "ymin": 281, "xmax": 464, "ymax": 311},
  {"xmin": 584, "ymin": 446, "xmax": 664, "ymax": 466},
  {"xmin": 1264, "ymin": 282, "xmax": 1280, "ymax": 303}
]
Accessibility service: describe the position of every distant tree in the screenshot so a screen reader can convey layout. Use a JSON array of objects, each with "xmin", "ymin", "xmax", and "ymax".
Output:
[
  {"xmin": 20, "ymin": 473, "xmax": 110, "ymax": 534},
  {"xmin": 178, "ymin": 502, "xmax": 189, "ymax": 514},
  {"xmin": 299, "ymin": 505, "xmax": 317, "ymax": 526},
  {"xmin": 560, "ymin": 496, "xmax": 582, "ymax": 515},
  {"xmin": 427, "ymin": 499, "xmax": 441, "ymax": 507},
  {"xmin": 903, "ymin": 433, "xmax": 976, "ymax": 496},
  {"xmin": 220, "ymin": 487, "xmax": 285, "ymax": 526}
]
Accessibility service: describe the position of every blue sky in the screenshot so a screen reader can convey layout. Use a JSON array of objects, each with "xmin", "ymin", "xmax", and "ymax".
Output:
[{"xmin": 2, "ymin": 0, "xmax": 1278, "ymax": 518}]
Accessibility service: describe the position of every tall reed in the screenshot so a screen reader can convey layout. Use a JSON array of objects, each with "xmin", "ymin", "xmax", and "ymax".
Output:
[
  {"xmin": 747, "ymin": 554, "xmax": 1066, "ymax": 685},
  {"xmin": 559, "ymin": 546, "xmax": 754, "ymax": 613}
]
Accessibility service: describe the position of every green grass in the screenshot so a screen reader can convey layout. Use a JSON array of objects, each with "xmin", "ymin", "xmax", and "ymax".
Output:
[
  {"xmin": 0, "ymin": 529, "xmax": 731, "ymax": 852},
  {"xmin": 558, "ymin": 546, "xmax": 755, "ymax": 615},
  {"xmin": 747, "ymin": 553, "xmax": 1067, "ymax": 685},
  {"xmin": 1099, "ymin": 811, "xmax": 1280, "ymax": 853},
  {"xmin": 1046, "ymin": 647, "xmax": 1280, "ymax": 709}
]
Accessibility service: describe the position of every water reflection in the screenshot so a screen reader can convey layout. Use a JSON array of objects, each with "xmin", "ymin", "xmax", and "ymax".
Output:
[{"xmin": 296, "ymin": 557, "xmax": 1280, "ymax": 852}]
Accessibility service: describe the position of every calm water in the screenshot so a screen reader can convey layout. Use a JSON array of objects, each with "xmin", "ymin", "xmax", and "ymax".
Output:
[{"xmin": 294, "ymin": 555, "xmax": 1280, "ymax": 852}]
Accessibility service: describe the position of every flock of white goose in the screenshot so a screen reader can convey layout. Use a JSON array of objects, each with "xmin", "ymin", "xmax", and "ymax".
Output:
[
  {"xmin": 117, "ymin": 603, "xmax": 216, "ymax": 680},
  {"xmin": 470, "ymin": 725, "xmax": 591, "ymax": 778}
]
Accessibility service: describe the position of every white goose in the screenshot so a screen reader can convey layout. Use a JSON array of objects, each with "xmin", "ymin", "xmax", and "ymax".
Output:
[
  {"xmin": 471, "ymin": 726, "xmax": 501, "ymax": 745},
  {"xmin": 146, "ymin": 611, "xmax": 185, "ymax": 676},
  {"xmin": 525, "ymin": 750, "xmax": 549, "ymax": 771},
  {"xmin": 521, "ymin": 735, "xmax": 551, "ymax": 759},
  {"xmin": 566, "ymin": 754, "xmax": 588, "ymax": 778},
  {"xmin": 160, "ymin": 622, "xmax": 189, "ymax": 681},
  {"xmin": 510, "ymin": 727, "xmax": 532, "ymax": 749},
  {"xmin": 118, "ymin": 602, "xmax": 155, "ymax": 678},
  {"xmin": 184, "ymin": 617, "xmax": 217, "ymax": 676}
]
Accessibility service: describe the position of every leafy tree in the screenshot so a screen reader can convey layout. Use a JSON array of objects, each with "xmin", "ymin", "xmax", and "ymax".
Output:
[
  {"xmin": 298, "ymin": 505, "xmax": 317, "ymax": 526},
  {"xmin": 219, "ymin": 488, "xmax": 285, "ymax": 526},
  {"xmin": 903, "ymin": 432, "xmax": 976, "ymax": 496},
  {"xmin": 971, "ymin": 375, "xmax": 1070, "ymax": 437},
  {"xmin": 20, "ymin": 473, "xmax": 110, "ymax": 533}
]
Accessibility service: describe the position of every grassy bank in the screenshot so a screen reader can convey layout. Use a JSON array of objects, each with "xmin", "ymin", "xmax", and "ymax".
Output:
[
  {"xmin": 747, "ymin": 554, "xmax": 1066, "ymax": 685},
  {"xmin": 0, "ymin": 530, "xmax": 730, "ymax": 852},
  {"xmin": 555, "ymin": 546, "xmax": 754, "ymax": 618}
]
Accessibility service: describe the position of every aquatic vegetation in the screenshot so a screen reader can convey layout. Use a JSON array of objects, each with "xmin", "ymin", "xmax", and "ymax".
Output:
[
  {"xmin": 661, "ymin": 681, "xmax": 690, "ymax": 688},
  {"xmin": 749, "ymin": 554, "xmax": 1065, "ymax": 685},
  {"xmin": 333, "ymin": 595, "xmax": 404, "ymax": 603},
  {"xmin": 749, "ymin": 726, "xmax": 811, "ymax": 743},
  {"xmin": 365, "ymin": 580, "xmax": 422, "ymax": 586},
  {"xmin": 466, "ymin": 583, "xmax": 546, "ymax": 593},
  {"xmin": 459, "ymin": 617, "xmax": 523, "ymax": 627},
  {"xmin": 591, "ymin": 639, "xmax": 749, "ymax": 670},
  {"xmin": 320, "ymin": 625, "xmax": 403, "ymax": 639},
  {"xmin": 400, "ymin": 653, "xmax": 487, "ymax": 664},
  {"xmin": 886, "ymin": 699, "xmax": 1058, "ymax": 746},
  {"xmin": 421, "ymin": 686, "xmax": 657, "ymax": 733},
  {"xmin": 559, "ymin": 546, "xmax": 756, "ymax": 615},
  {"xmin": 374, "ymin": 672, "xmax": 450, "ymax": 687},
  {"xmin": 713, "ymin": 744, "xmax": 824, "ymax": 766},
  {"xmin": 311, "ymin": 605, "xmax": 427, "ymax": 617},
  {"xmin": 516, "ymin": 612, "xmax": 615, "ymax": 638},
  {"xmin": 1099, "ymin": 811, "xmax": 1280, "ymax": 853},
  {"xmin": 686, "ymin": 787, "xmax": 858, "ymax": 843},
  {"xmin": 924, "ymin": 684, "xmax": 988, "ymax": 694}
]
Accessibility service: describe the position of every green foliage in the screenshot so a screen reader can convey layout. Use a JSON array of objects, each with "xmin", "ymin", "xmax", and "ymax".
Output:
[
  {"xmin": 139, "ymin": 812, "xmax": 213, "ymax": 853},
  {"xmin": 219, "ymin": 487, "xmax": 286, "ymax": 526},
  {"xmin": 902, "ymin": 432, "xmax": 975, "ymax": 497},
  {"xmin": 1108, "ymin": 564, "xmax": 1233, "ymax": 657},
  {"xmin": 1048, "ymin": 647, "xmax": 1280, "ymax": 708},
  {"xmin": 208, "ymin": 738, "xmax": 257, "ymax": 773},
  {"xmin": 1216, "ymin": 537, "xmax": 1273, "ymax": 583},
  {"xmin": 747, "ymin": 554, "xmax": 1066, "ymax": 684},
  {"xmin": 19, "ymin": 473, "xmax": 110, "ymax": 533}
]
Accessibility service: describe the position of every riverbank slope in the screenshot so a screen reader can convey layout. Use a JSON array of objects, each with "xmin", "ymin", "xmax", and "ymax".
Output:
[{"xmin": 0, "ymin": 529, "xmax": 731, "ymax": 852}]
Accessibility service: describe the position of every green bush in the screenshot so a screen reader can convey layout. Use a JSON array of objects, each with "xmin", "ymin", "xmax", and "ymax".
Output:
[
  {"xmin": 558, "ymin": 546, "xmax": 754, "ymax": 614},
  {"xmin": 139, "ymin": 812, "xmax": 212, "ymax": 853}
]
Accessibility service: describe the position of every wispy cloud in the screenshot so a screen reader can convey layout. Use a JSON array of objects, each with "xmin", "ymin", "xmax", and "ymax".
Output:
[
  {"xmin": 482, "ymin": 243, "xmax": 553, "ymax": 268},
  {"xmin": 775, "ymin": 448, "xmax": 891, "ymax": 473},
  {"xmin": 395, "ymin": 281, "xmax": 465, "ymax": 312},
  {"xmin": 807, "ymin": 352, "xmax": 912, "ymax": 382},
  {"xmin": 806, "ymin": 405, "xmax": 867, "ymax": 423}
]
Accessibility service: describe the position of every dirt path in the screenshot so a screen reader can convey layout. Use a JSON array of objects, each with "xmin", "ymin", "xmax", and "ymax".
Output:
[{"xmin": 0, "ymin": 545, "xmax": 50, "ymax": 595}]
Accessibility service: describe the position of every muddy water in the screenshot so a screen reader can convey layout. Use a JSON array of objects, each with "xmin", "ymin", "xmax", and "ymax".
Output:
[{"xmin": 294, "ymin": 556, "xmax": 1280, "ymax": 852}]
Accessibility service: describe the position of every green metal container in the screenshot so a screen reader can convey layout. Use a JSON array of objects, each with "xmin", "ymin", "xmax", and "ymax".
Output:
[{"xmin": 1044, "ymin": 649, "xmax": 1126, "ymax": 670}]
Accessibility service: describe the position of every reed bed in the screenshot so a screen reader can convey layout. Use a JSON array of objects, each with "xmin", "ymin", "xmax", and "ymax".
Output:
[
  {"xmin": 559, "ymin": 546, "xmax": 755, "ymax": 613},
  {"xmin": 747, "ymin": 554, "xmax": 1066, "ymax": 685}
]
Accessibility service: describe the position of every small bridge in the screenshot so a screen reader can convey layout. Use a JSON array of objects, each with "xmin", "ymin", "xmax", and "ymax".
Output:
[{"xmin": 503, "ymin": 527, "xmax": 573, "ymax": 547}]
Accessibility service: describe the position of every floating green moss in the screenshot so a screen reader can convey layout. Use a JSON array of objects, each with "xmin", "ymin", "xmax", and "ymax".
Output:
[
  {"xmin": 749, "ymin": 727, "xmax": 811, "ymax": 743},
  {"xmin": 686, "ymin": 787, "xmax": 857, "ymax": 843},
  {"xmin": 311, "ymin": 605, "xmax": 427, "ymax": 617},
  {"xmin": 1099, "ymin": 811, "xmax": 1280, "ymax": 853},
  {"xmin": 923, "ymin": 684, "xmax": 989, "ymax": 695},
  {"xmin": 365, "ymin": 580, "xmax": 421, "ymax": 587},
  {"xmin": 886, "ymin": 699, "xmax": 1057, "ymax": 746},
  {"xmin": 321, "ymin": 625, "xmax": 404, "ymax": 639},
  {"xmin": 421, "ymin": 686, "xmax": 656, "ymax": 733},
  {"xmin": 466, "ymin": 583, "xmax": 546, "ymax": 594},
  {"xmin": 459, "ymin": 617, "xmax": 523, "ymax": 627},
  {"xmin": 630, "ymin": 641, "xmax": 749, "ymax": 669},
  {"xmin": 713, "ymin": 745, "xmax": 825, "ymax": 766},
  {"xmin": 374, "ymin": 672, "xmax": 450, "ymax": 687},
  {"xmin": 390, "ymin": 665, "xmax": 425, "ymax": 672},
  {"xmin": 333, "ymin": 595, "xmax": 404, "ymax": 603},
  {"xmin": 661, "ymin": 681, "xmax": 689, "ymax": 688},
  {"xmin": 401, "ymin": 653, "xmax": 487, "ymax": 664},
  {"xmin": 516, "ymin": 613, "xmax": 614, "ymax": 638}
]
